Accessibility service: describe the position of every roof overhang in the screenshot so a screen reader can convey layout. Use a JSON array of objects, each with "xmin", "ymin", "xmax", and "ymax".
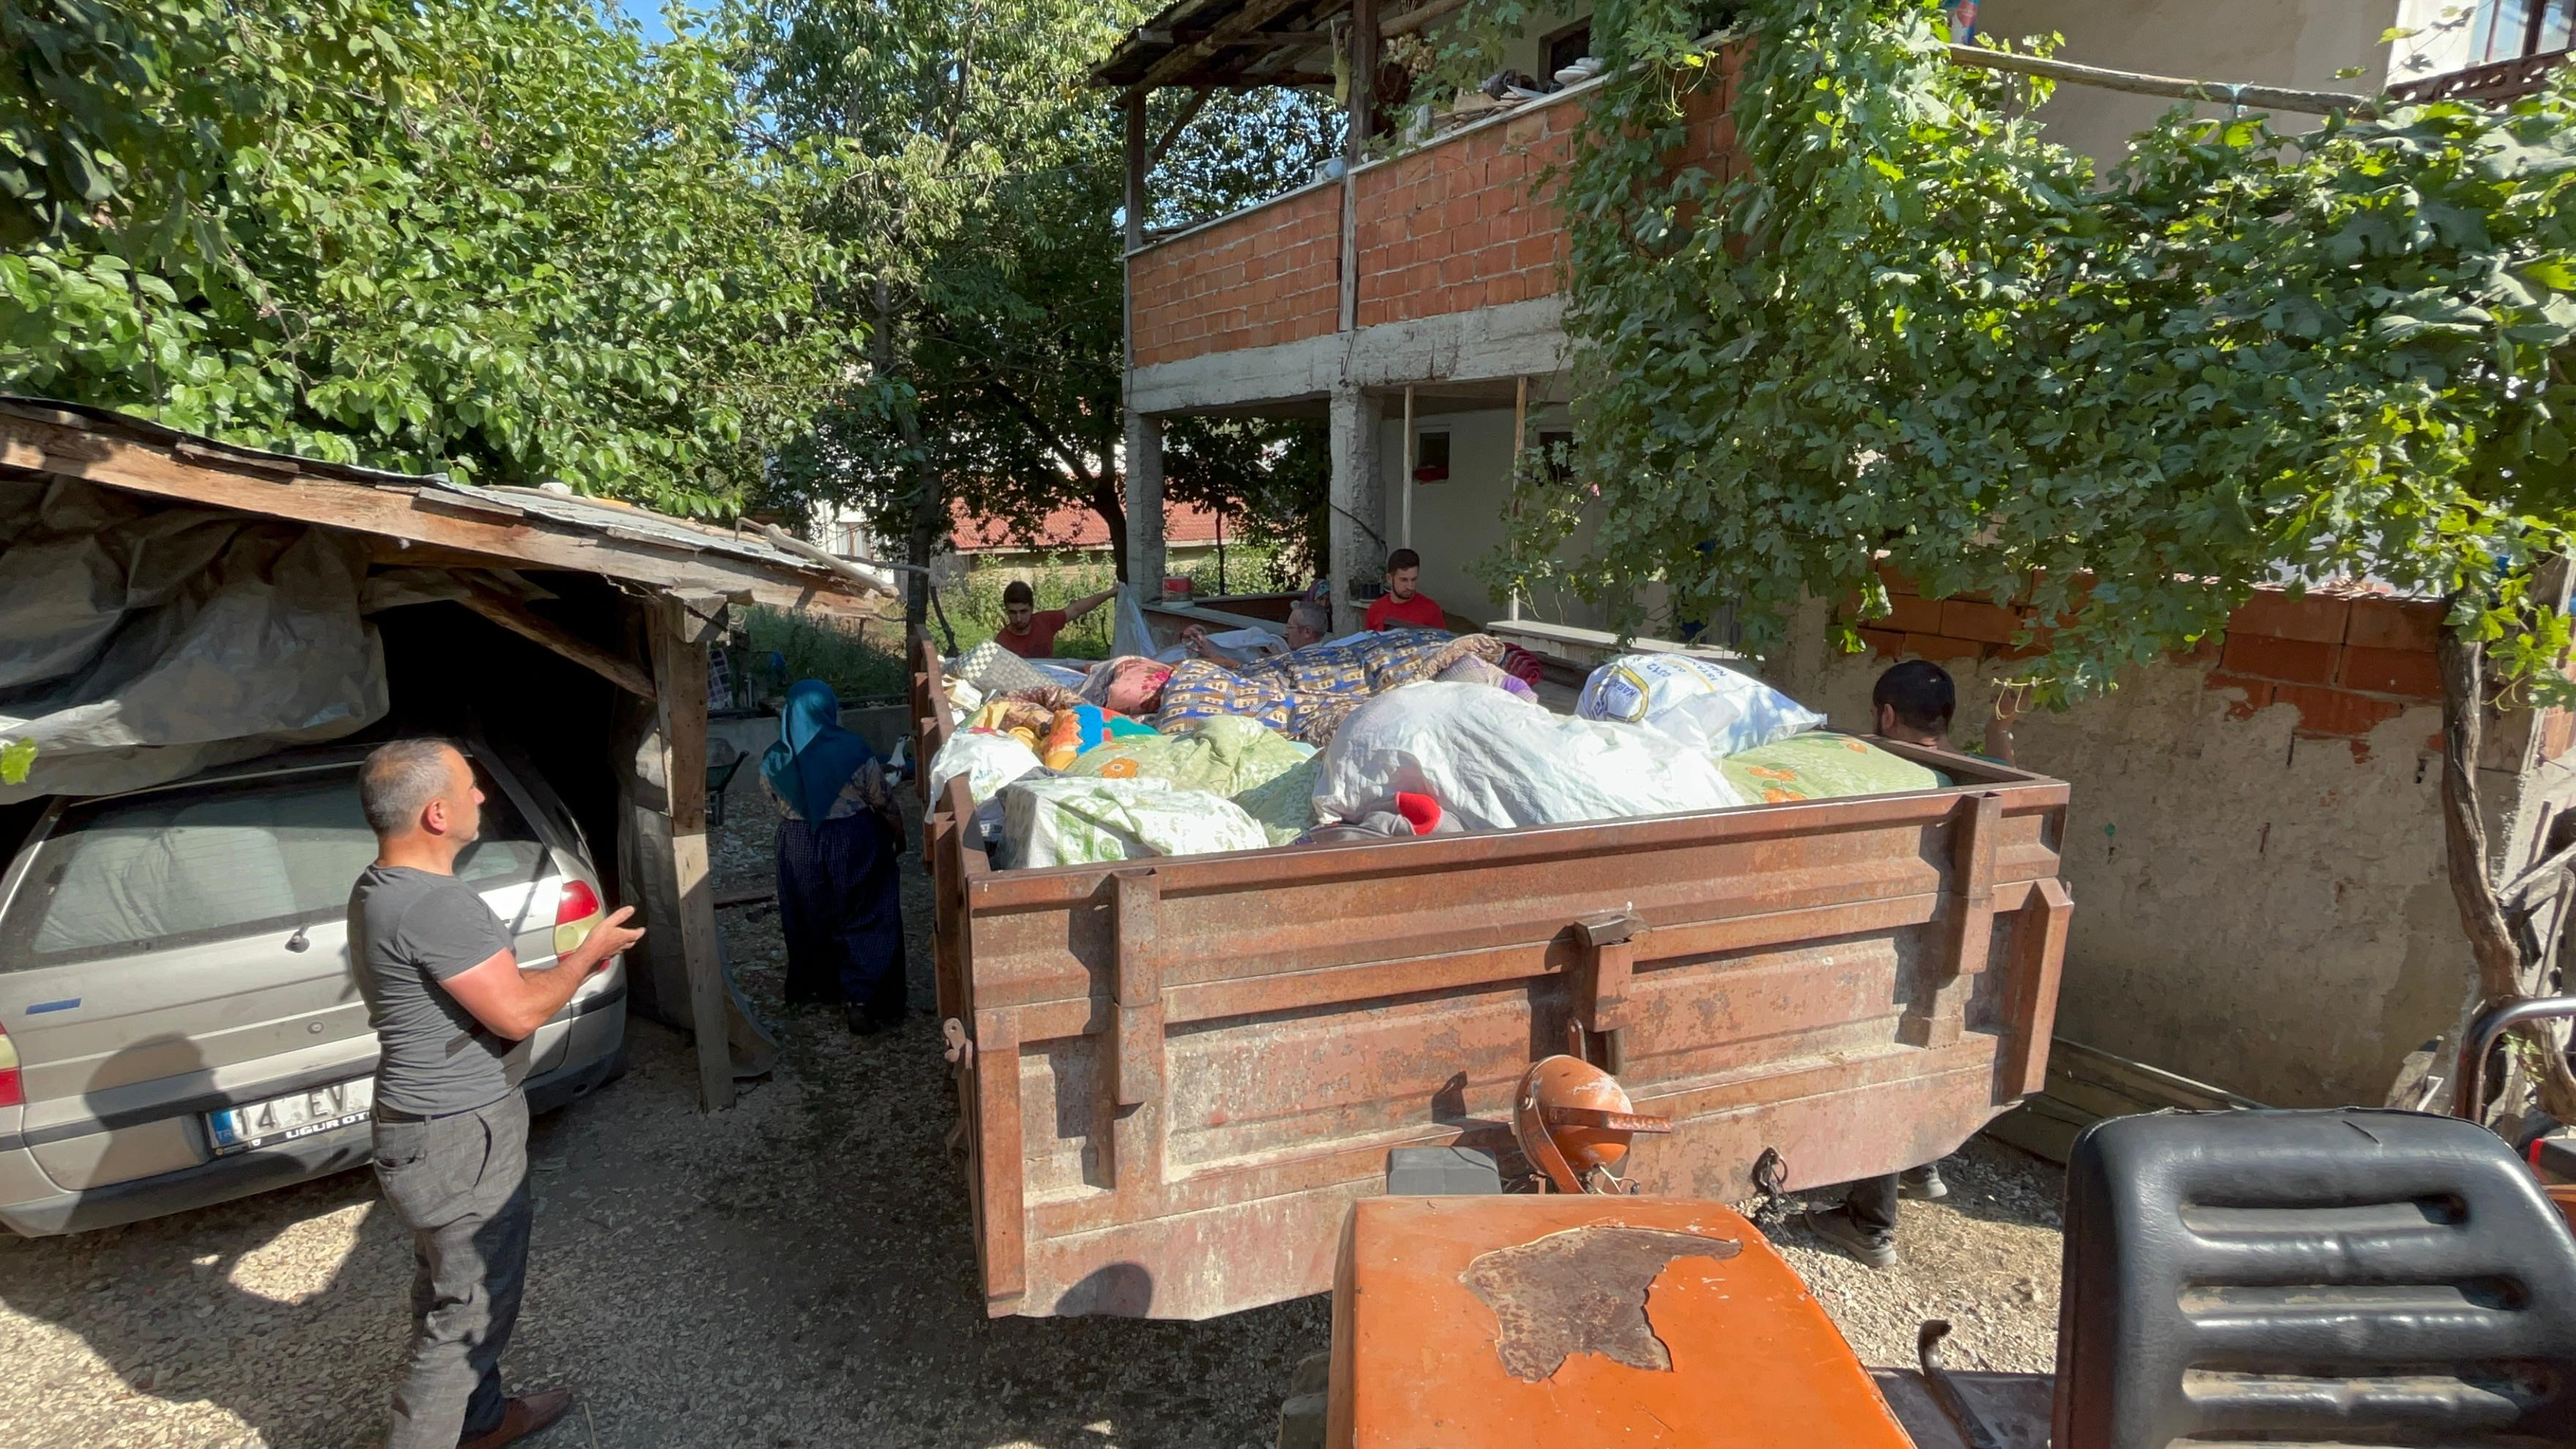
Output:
[{"xmin": 0, "ymin": 397, "xmax": 885, "ymax": 618}]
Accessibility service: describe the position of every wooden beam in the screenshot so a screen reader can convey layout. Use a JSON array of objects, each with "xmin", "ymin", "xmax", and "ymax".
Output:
[
  {"xmin": 1347, "ymin": 0, "xmax": 1379, "ymax": 160},
  {"xmin": 1142, "ymin": 26, "xmax": 1331, "ymax": 45},
  {"xmin": 0, "ymin": 408, "xmax": 877, "ymax": 618},
  {"xmin": 1120, "ymin": 0, "xmax": 1313, "ymax": 101},
  {"xmin": 452, "ymin": 580, "xmax": 656, "ymax": 699},
  {"xmin": 1947, "ymin": 43, "xmax": 2374, "ymax": 118},
  {"xmin": 1382, "ymin": 0, "xmax": 1471, "ymax": 40},
  {"xmin": 650, "ymin": 594, "xmax": 735, "ymax": 1112},
  {"xmin": 1150, "ymin": 87, "xmax": 1215, "ymax": 163}
]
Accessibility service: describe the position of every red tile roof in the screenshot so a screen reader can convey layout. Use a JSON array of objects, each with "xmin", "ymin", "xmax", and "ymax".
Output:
[{"xmin": 950, "ymin": 498, "xmax": 1224, "ymax": 553}]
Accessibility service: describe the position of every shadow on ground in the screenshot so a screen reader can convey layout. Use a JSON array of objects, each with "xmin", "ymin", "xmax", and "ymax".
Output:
[{"xmin": 0, "ymin": 787, "xmax": 1325, "ymax": 1449}]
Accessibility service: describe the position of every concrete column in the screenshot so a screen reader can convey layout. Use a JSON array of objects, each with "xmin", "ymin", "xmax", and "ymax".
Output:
[
  {"xmin": 1328, "ymin": 385, "xmax": 1385, "ymax": 635},
  {"xmin": 1125, "ymin": 409, "xmax": 1166, "ymax": 594}
]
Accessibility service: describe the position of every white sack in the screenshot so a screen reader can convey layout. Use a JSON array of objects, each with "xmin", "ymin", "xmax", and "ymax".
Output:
[
  {"xmin": 1576, "ymin": 654, "xmax": 1824, "ymax": 755},
  {"xmin": 1000, "ymin": 774, "xmax": 1269, "ymax": 868},
  {"xmin": 929, "ymin": 730, "xmax": 1044, "ymax": 807},
  {"xmin": 1314, "ymin": 682, "xmax": 1745, "ymax": 831}
]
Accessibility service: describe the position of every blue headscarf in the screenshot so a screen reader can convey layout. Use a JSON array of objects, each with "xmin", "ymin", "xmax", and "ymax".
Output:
[{"xmin": 761, "ymin": 679, "xmax": 878, "ymax": 823}]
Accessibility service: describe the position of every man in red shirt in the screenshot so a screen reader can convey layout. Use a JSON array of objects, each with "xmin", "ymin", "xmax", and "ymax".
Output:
[
  {"xmin": 1363, "ymin": 549, "xmax": 1447, "ymax": 631},
  {"xmin": 995, "ymin": 579, "xmax": 1115, "ymax": 659}
]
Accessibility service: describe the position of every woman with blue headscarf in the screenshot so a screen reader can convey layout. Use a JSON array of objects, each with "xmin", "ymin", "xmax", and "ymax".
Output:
[{"xmin": 761, "ymin": 680, "xmax": 907, "ymax": 1033}]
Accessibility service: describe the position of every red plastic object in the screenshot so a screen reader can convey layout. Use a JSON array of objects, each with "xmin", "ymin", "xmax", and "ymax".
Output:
[{"xmin": 555, "ymin": 878, "xmax": 601, "ymax": 926}]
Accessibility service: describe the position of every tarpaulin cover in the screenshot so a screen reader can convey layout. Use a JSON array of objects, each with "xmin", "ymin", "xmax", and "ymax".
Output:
[{"xmin": 0, "ymin": 478, "xmax": 399, "ymax": 801}]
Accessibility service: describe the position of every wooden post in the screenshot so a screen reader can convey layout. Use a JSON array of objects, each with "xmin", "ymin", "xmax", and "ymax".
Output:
[
  {"xmin": 651, "ymin": 592, "xmax": 734, "ymax": 1112},
  {"xmin": 1337, "ymin": 0, "xmax": 1378, "ymax": 334}
]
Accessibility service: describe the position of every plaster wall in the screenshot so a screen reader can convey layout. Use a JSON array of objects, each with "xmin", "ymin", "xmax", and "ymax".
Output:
[{"xmin": 1972, "ymin": 0, "xmax": 2401, "ymax": 171}]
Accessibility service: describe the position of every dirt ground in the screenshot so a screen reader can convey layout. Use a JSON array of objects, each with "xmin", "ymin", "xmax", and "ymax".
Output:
[{"xmin": 0, "ymin": 779, "xmax": 2067, "ymax": 1449}]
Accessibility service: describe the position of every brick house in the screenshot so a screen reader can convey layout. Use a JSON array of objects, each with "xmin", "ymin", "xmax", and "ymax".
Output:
[{"xmin": 1096, "ymin": 0, "xmax": 2575, "ymax": 1104}]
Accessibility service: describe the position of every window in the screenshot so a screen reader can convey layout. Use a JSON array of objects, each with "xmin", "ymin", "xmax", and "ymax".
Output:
[
  {"xmin": 2471, "ymin": 0, "xmax": 2575, "ymax": 63},
  {"xmin": 1538, "ymin": 429, "xmax": 1576, "ymax": 486},
  {"xmin": 0, "ymin": 764, "xmax": 545, "ymax": 970},
  {"xmin": 1412, "ymin": 430, "xmax": 1451, "ymax": 484},
  {"xmin": 1546, "ymin": 23, "xmax": 1593, "ymax": 79}
]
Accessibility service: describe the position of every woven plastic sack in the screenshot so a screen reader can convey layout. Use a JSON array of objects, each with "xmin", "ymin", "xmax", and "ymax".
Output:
[
  {"xmin": 1000, "ymin": 775, "xmax": 1269, "ymax": 867},
  {"xmin": 1717, "ymin": 732, "xmax": 1941, "ymax": 804},
  {"xmin": 1576, "ymin": 654, "xmax": 1824, "ymax": 755},
  {"xmin": 948, "ymin": 640, "xmax": 1055, "ymax": 697},
  {"xmin": 1314, "ymin": 682, "xmax": 1743, "ymax": 831},
  {"xmin": 928, "ymin": 729, "xmax": 1044, "ymax": 807}
]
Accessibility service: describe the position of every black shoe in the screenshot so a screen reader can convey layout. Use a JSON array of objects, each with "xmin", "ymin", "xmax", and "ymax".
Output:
[
  {"xmin": 1801, "ymin": 1206, "xmax": 1899, "ymax": 1269},
  {"xmin": 1898, "ymin": 1163, "xmax": 1950, "ymax": 1201},
  {"xmin": 846, "ymin": 1003, "xmax": 905, "ymax": 1036}
]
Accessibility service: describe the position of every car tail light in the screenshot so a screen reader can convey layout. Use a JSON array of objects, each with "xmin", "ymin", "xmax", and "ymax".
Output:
[
  {"xmin": 553, "ymin": 878, "xmax": 604, "ymax": 957},
  {"xmin": 0, "ymin": 1021, "xmax": 18, "ymax": 1109}
]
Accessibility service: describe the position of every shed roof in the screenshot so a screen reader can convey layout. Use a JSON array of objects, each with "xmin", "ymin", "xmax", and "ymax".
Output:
[
  {"xmin": 1093, "ymin": 0, "xmax": 1355, "ymax": 94},
  {"xmin": 0, "ymin": 396, "xmax": 882, "ymax": 617}
]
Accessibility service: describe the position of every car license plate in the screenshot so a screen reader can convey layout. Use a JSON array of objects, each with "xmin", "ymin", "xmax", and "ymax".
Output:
[{"xmin": 206, "ymin": 1077, "xmax": 374, "ymax": 1155}]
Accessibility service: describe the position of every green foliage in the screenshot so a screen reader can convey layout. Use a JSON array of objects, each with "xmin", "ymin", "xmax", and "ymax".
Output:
[
  {"xmin": 740, "ymin": 607, "xmax": 910, "ymax": 705},
  {"xmin": 1528, "ymin": 0, "xmax": 2576, "ymax": 703},
  {"xmin": 0, "ymin": 738, "xmax": 36, "ymax": 787},
  {"xmin": 724, "ymin": 0, "xmax": 1332, "ymax": 583},
  {"xmin": 1, "ymin": 0, "xmax": 850, "ymax": 517}
]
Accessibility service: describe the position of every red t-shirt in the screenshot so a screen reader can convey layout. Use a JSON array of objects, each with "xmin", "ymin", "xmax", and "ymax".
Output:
[
  {"xmin": 995, "ymin": 610, "xmax": 1069, "ymax": 659},
  {"xmin": 1365, "ymin": 591, "xmax": 1446, "ymax": 631}
]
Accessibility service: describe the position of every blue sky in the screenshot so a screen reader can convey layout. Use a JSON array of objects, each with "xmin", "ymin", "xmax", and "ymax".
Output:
[{"xmin": 616, "ymin": 0, "xmax": 673, "ymax": 44}]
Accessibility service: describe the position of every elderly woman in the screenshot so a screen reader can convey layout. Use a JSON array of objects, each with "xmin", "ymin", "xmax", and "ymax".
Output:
[
  {"xmin": 763, "ymin": 679, "xmax": 907, "ymax": 1035},
  {"xmin": 1084, "ymin": 633, "xmax": 1513, "ymax": 746}
]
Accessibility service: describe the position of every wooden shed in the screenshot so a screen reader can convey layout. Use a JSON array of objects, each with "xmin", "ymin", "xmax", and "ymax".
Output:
[{"xmin": 0, "ymin": 395, "xmax": 891, "ymax": 1112}]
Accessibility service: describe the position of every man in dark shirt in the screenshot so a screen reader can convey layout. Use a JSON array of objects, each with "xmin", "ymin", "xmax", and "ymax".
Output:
[
  {"xmin": 351, "ymin": 740, "xmax": 643, "ymax": 1449},
  {"xmin": 1802, "ymin": 660, "xmax": 2020, "ymax": 1269}
]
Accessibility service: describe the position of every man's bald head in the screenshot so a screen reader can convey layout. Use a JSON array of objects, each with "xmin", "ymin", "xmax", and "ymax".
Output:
[{"xmin": 359, "ymin": 739, "xmax": 482, "ymax": 847}]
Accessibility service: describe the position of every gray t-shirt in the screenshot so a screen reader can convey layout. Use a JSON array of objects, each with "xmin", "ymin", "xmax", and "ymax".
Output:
[{"xmin": 349, "ymin": 865, "xmax": 523, "ymax": 1115}]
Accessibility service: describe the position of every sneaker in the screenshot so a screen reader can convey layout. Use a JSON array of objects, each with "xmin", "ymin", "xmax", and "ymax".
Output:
[
  {"xmin": 457, "ymin": 1388, "xmax": 572, "ymax": 1449},
  {"xmin": 1801, "ymin": 1205, "xmax": 1898, "ymax": 1269},
  {"xmin": 1898, "ymin": 1163, "xmax": 1950, "ymax": 1201}
]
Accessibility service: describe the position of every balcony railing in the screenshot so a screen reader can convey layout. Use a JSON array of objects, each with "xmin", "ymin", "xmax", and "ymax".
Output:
[{"xmin": 2388, "ymin": 49, "xmax": 2569, "ymax": 104}]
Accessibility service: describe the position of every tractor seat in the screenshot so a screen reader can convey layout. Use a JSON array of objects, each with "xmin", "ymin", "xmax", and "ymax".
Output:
[{"xmin": 2056, "ymin": 1107, "xmax": 2576, "ymax": 1448}]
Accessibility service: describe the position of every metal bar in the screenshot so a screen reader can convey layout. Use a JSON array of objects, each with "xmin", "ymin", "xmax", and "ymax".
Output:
[
  {"xmin": 973, "ymin": 1006, "xmax": 1027, "ymax": 1311},
  {"xmin": 2455, "ymin": 995, "xmax": 2576, "ymax": 1122},
  {"xmin": 1999, "ymin": 878, "xmax": 2073, "ymax": 1101}
]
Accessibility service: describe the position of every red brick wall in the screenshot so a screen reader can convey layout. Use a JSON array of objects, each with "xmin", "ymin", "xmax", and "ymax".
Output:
[
  {"xmin": 1855, "ymin": 574, "xmax": 2447, "ymax": 757},
  {"xmin": 1355, "ymin": 67, "xmax": 1740, "ymax": 327},
  {"xmin": 1128, "ymin": 183, "xmax": 1341, "ymax": 369},
  {"xmin": 1128, "ymin": 48, "xmax": 1748, "ymax": 363}
]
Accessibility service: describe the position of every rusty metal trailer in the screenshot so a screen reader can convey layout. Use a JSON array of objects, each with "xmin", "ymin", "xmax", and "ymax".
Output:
[{"xmin": 913, "ymin": 639, "xmax": 2072, "ymax": 1320}]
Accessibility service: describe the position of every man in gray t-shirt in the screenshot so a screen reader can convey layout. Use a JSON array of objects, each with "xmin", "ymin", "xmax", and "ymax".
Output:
[
  {"xmin": 351, "ymin": 740, "xmax": 641, "ymax": 1449},
  {"xmin": 351, "ymin": 864, "xmax": 523, "ymax": 1116}
]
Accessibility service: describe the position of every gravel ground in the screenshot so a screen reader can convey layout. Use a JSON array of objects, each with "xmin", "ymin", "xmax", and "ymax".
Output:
[{"xmin": 0, "ymin": 777, "xmax": 2066, "ymax": 1448}]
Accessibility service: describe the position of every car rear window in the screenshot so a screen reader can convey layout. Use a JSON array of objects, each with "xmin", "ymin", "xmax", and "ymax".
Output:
[{"xmin": 0, "ymin": 764, "xmax": 547, "ymax": 970}]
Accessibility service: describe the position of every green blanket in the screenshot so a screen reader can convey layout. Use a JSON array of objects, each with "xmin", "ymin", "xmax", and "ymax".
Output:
[
  {"xmin": 1064, "ymin": 715, "xmax": 1319, "ymax": 844},
  {"xmin": 1718, "ymin": 731, "xmax": 1941, "ymax": 804}
]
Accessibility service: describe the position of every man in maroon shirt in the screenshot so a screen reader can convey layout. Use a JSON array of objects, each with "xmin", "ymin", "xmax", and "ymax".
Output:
[
  {"xmin": 995, "ymin": 578, "xmax": 1115, "ymax": 659},
  {"xmin": 1363, "ymin": 549, "xmax": 1447, "ymax": 631}
]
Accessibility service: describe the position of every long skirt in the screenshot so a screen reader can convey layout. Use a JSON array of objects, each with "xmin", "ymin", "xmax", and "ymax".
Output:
[{"xmin": 775, "ymin": 812, "xmax": 907, "ymax": 1019}]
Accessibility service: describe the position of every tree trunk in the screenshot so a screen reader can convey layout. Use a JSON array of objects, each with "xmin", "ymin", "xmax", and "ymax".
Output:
[
  {"xmin": 1089, "ymin": 474, "xmax": 1129, "ymax": 585},
  {"xmin": 874, "ymin": 283, "xmax": 941, "ymax": 636},
  {"xmin": 2434, "ymin": 622, "xmax": 2576, "ymax": 1123}
]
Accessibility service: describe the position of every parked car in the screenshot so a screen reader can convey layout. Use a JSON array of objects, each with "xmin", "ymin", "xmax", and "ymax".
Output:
[{"xmin": 0, "ymin": 742, "xmax": 626, "ymax": 1236}]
